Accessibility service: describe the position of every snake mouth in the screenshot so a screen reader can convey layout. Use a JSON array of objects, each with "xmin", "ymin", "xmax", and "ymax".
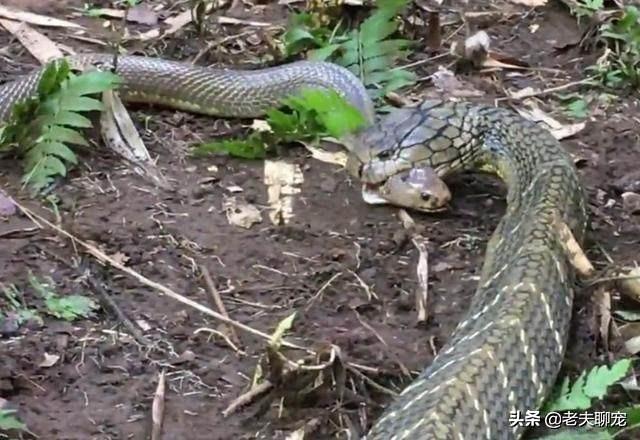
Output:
[{"xmin": 361, "ymin": 183, "xmax": 449, "ymax": 212}]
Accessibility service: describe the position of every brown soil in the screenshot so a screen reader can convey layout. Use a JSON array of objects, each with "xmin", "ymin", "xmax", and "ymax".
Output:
[{"xmin": 1, "ymin": 1, "xmax": 639, "ymax": 439}]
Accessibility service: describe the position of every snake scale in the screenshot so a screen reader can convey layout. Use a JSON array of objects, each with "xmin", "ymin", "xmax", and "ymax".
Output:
[{"xmin": 0, "ymin": 54, "xmax": 588, "ymax": 439}]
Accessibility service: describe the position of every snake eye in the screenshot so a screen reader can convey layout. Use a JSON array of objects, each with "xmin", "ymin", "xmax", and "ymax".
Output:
[
  {"xmin": 376, "ymin": 150, "xmax": 392, "ymax": 159},
  {"xmin": 420, "ymin": 192, "xmax": 433, "ymax": 202}
]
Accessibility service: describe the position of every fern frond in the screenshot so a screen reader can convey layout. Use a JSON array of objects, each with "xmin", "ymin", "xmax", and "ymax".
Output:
[
  {"xmin": 288, "ymin": 0, "xmax": 415, "ymax": 98},
  {"xmin": 0, "ymin": 59, "xmax": 119, "ymax": 192}
]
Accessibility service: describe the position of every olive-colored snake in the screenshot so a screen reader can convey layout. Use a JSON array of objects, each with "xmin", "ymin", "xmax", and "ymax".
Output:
[{"xmin": 0, "ymin": 55, "xmax": 588, "ymax": 439}]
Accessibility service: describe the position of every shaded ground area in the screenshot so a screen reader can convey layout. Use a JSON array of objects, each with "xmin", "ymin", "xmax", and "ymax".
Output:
[{"xmin": 1, "ymin": 1, "xmax": 639, "ymax": 439}]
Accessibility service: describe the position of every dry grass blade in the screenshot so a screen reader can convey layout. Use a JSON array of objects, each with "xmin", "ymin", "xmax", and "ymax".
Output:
[
  {"xmin": 412, "ymin": 237, "xmax": 429, "ymax": 323},
  {"xmin": 151, "ymin": 370, "xmax": 166, "ymax": 440},
  {"xmin": 201, "ymin": 265, "xmax": 241, "ymax": 346},
  {"xmin": 0, "ymin": 19, "xmax": 65, "ymax": 63},
  {"xmin": 0, "ymin": 5, "xmax": 83, "ymax": 29},
  {"xmin": 222, "ymin": 380, "xmax": 274, "ymax": 417}
]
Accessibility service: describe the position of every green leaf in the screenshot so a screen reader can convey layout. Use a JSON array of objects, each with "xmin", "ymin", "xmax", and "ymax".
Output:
[
  {"xmin": 194, "ymin": 135, "xmax": 267, "ymax": 159},
  {"xmin": 44, "ymin": 294, "xmax": 98, "ymax": 321},
  {"xmin": 64, "ymin": 70, "xmax": 120, "ymax": 96},
  {"xmin": 38, "ymin": 110, "xmax": 93, "ymax": 128},
  {"xmin": 565, "ymin": 98, "xmax": 589, "ymax": 119},
  {"xmin": 269, "ymin": 312, "xmax": 296, "ymax": 350},
  {"xmin": 584, "ymin": 359, "xmax": 632, "ymax": 400},
  {"xmin": 0, "ymin": 409, "xmax": 27, "ymax": 431},
  {"xmin": 57, "ymin": 95, "xmax": 104, "ymax": 112},
  {"xmin": 545, "ymin": 359, "xmax": 632, "ymax": 412},
  {"xmin": 43, "ymin": 125, "xmax": 89, "ymax": 146},
  {"xmin": 308, "ymin": 43, "xmax": 343, "ymax": 61},
  {"xmin": 29, "ymin": 140, "xmax": 78, "ymax": 164}
]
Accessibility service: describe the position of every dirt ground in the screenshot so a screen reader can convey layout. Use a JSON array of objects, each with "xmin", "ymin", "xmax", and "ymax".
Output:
[{"xmin": 1, "ymin": 1, "xmax": 639, "ymax": 439}]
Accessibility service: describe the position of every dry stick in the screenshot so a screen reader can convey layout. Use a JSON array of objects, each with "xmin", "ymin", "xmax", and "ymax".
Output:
[
  {"xmin": 12, "ymin": 199, "xmax": 311, "ymax": 354},
  {"xmin": 222, "ymin": 380, "xmax": 274, "ymax": 417},
  {"xmin": 201, "ymin": 265, "xmax": 241, "ymax": 347},
  {"xmin": 496, "ymin": 77, "xmax": 597, "ymax": 103},
  {"xmin": 151, "ymin": 370, "xmax": 166, "ymax": 440}
]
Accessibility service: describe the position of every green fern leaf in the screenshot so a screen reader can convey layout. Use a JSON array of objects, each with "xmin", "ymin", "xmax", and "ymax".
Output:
[
  {"xmin": 63, "ymin": 70, "xmax": 120, "ymax": 96},
  {"xmin": 58, "ymin": 95, "xmax": 104, "ymax": 112},
  {"xmin": 38, "ymin": 110, "xmax": 92, "ymax": 128},
  {"xmin": 29, "ymin": 141, "xmax": 79, "ymax": 164},
  {"xmin": 43, "ymin": 125, "xmax": 89, "ymax": 146}
]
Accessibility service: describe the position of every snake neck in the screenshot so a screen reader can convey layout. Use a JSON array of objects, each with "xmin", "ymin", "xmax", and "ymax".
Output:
[{"xmin": 364, "ymin": 101, "xmax": 589, "ymax": 439}]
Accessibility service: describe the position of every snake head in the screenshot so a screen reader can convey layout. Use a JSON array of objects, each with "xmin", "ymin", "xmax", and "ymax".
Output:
[{"xmin": 375, "ymin": 167, "xmax": 451, "ymax": 212}]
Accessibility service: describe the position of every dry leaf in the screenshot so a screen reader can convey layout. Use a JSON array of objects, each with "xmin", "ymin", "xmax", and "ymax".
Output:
[
  {"xmin": 39, "ymin": 352, "xmax": 60, "ymax": 368},
  {"xmin": 101, "ymin": 90, "xmax": 171, "ymax": 189},
  {"xmin": 515, "ymin": 104, "xmax": 585, "ymax": 140},
  {"xmin": 431, "ymin": 66, "xmax": 484, "ymax": 97},
  {"xmin": 109, "ymin": 251, "xmax": 130, "ymax": 265},
  {"xmin": 0, "ymin": 19, "xmax": 65, "ymax": 63},
  {"xmin": 0, "ymin": 190, "xmax": 16, "ymax": 216},
  {"xmin": 127, "ymin": 4, "xmax": 158, "ymax": 26},
  {"xmin": 0, "ymin": 5, "xmax": 83, "ymax": 28},
  {"xmin": 223, "ymin": 196, "xmax": 262, "ymax": 229},
  {"xmin": 509, "ymin": 0, "xmax": 547, "ymax": 5},
  {"xmin": 302, "ymin": 143, "xmax": 348, "ymax": 166},
  {"xmin": 622, "ymin": 192, "xmax": 640, "ymax": 215},
  {"xmin": 264, "ymin": 160, "xmax": 304, "ymax": 225},
  {"xmin": 412, "ymin": 237, "xmax": 429, "ymax": 323}
]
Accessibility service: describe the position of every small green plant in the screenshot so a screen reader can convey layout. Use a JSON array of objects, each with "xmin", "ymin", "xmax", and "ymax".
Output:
[
  {"xmin": 28, "ymin": 273, "xmax": 98, "ymax": 321},
  {"xmin": 0, "ymin": 409, "xmax": 26, "ymax": 433},
  {"xmin": 0, "ymin": 59, "xmax": 119, "ymax": 192},
  {"xmin": 545, "ymin": 359, "xmax": 631, "ymax": 412},
  {"xmin": 283, "ymin": 0, "xmax": 415, "ymax": 98},
  {"xmin": 562, "ymin": 96, "xmax": 589, "ymax": 119},
  {"xmin": 1, "ymin": 283, "xmax": 42, "ymax": 327},
  {"xmin": 590, "ymin": 6, "xmax": 640, "ymax": 88},
  {"xmin": 193, "ymin": 88, "xmax": 367, "ymax": 159},
  {"xmin": 570, "ymin": 0, "xmax": 605, "ymax": 19}
]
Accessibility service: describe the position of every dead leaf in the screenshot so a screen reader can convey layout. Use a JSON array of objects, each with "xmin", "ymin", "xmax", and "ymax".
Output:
[
  {"xmin": 622, "ymin": 192, "xmax": 640, "ymax": 215},
  {"xmin": 264, "ymin": 160, "xmax": 304, "ymax": 225},
  {"xmin": 302, "ymin": 143, "xmax": 348, "ymax": 166},
  {"xmin": 0, "ymin": 191, "xmax": 16, "ymax": 216},
  {"xmin": 508, "ymin": 0, "xmax": 547, "ymax": 5},
  {"xmin": 223, "ymin": 196, "xmax": 262, "ymax": 229},
  {"xmin": 515, "ymin": 104, "xmax": 585, "ymax": 140},
  {"xmin": 0, "ymin": 5, "xmax": 83, "ymax": 28},
  {"xmin": 431, "ymin": 66, "xmax": 484, "ymax": 97},
  {"xmin": 127, "ymin": 4, "xmax": 158, "ymax": 26},
  {"xmin": 39, "ymin": 352, "xmax": 60, "ymax": 368},
  {"xmin": 101, "ymin": 90, "xmax": 171, "ymax": 190},
  {"xmin": 109, "ymin": 251, "xmax": 130, "ymax": 266},
  {"xmin": 0, "ymin": 19, "xmax": 65, "ymax": 63},
  {"xmin": 225, "ymin": 185, "xmax": 244, "ymax": 193}
]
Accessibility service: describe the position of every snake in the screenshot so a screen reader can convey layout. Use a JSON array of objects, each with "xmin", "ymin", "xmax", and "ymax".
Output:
[{"xmin": 0, "ymin": 54, "xmax": 588, "ymax": 439}]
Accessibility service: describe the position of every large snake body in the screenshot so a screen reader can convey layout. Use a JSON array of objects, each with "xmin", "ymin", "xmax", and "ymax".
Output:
[{"xmin": 0, "ymin": 55, "xmax": 588, "ymax": 439}]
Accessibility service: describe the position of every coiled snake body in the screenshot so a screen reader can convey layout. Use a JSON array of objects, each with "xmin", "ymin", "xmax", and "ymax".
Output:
[{"xmin": 0, "ymin": 55, "xmax": 588, "ymax": 439}]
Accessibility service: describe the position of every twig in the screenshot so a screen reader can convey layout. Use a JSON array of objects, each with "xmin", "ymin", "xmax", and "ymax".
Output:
[
  {"xmin": 305, "ymin": 272, "xmax": 342, "ymax": 310},
  {"xmin": 222, "ymin": 380, "xmax": 274, "ymax": 417},
  {"xmin": 151, "ymin": 370, "xmax": 166, "ymax": 440},
  {"xmin": 194, "ymin": 327, "xmax": 245, "ymax": 355},
  {"xmin": 200, "ymin": 265, "xmax": 241, "ymax": 347},
  {"xmin": 496, "ymin": 77, "xmax": 597, "ymax": 102}
]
